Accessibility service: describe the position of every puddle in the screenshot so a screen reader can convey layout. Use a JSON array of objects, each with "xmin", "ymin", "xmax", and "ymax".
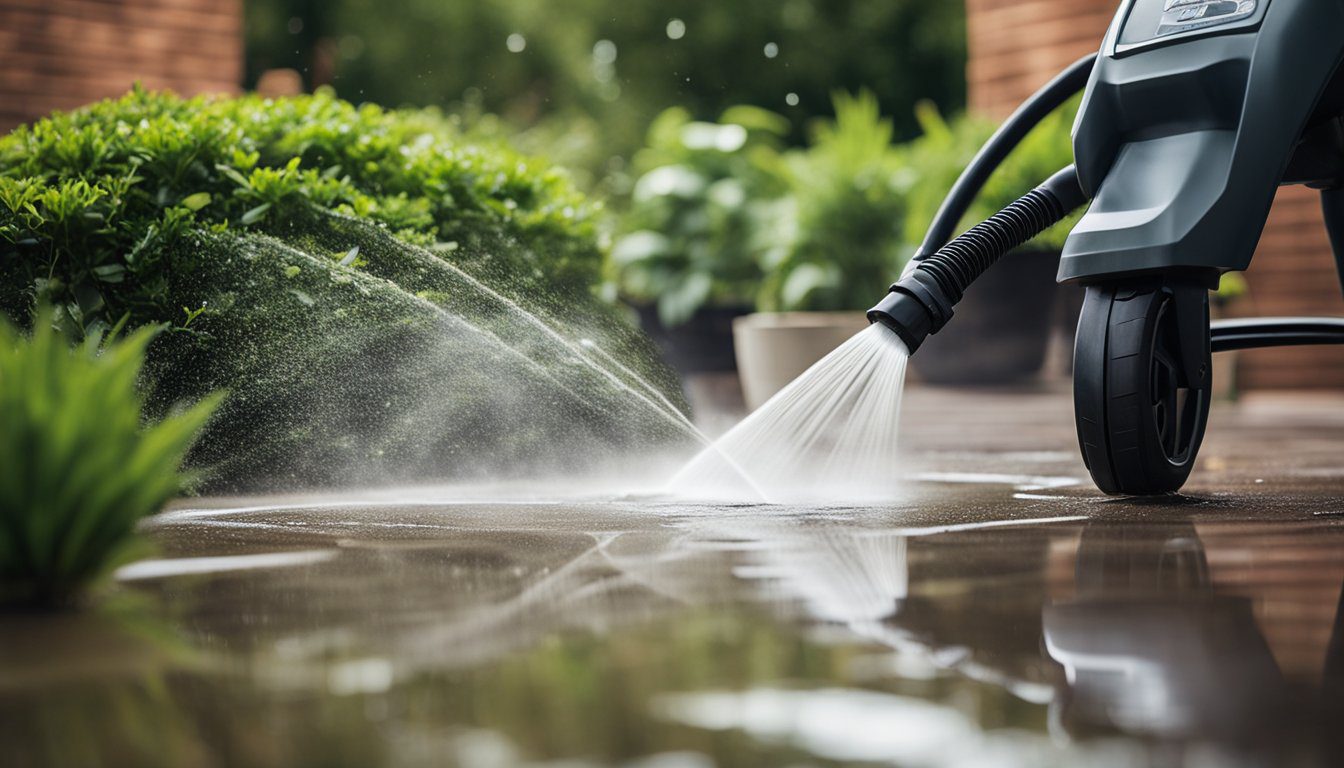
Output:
[{"xmin": 9, "ymin": 471, "xmax": 1344, "ymax": 766}]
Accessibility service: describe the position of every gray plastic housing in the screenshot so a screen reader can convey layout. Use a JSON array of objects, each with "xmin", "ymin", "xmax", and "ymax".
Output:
[{"xmin": 1059, "ymin": 0, "xmax": 1344, "ymax": 284}]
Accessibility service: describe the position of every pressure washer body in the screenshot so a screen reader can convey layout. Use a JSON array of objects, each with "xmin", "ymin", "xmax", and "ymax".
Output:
[{"xmin": 870, "ymin": 0, "xmax": 1344, "ymax": 495}]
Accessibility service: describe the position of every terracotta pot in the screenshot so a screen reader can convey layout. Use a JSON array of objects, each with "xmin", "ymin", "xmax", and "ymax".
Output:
[{"xmin": 732, "ymin": 311, "xmax": 869, "ymax": 410}]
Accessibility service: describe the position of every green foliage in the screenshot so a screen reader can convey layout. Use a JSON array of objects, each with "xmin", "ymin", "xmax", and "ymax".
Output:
[
  {"xmin": 245, "ymin": 0, "xmax": 967, "ymax": 172},
  {"xmin": 1213, "ymin": 271, "xmax": 1249, "ymax": 308},
  {"xmin": 904, "ymin": 99, "xmax": 1081, "ymax": 253},
  {"xmin": 0, "ymin": 89, "xmax": 685, "ymax": 491},
  {"xmin": 0, "ymin": 313, "xmax": 219, "ymax": 608},
  {"xmin": 0, "ymin": 86, "xmax": 600, "ymax": 337},
  {"xmin": 610, "ymin": 107, "xmax": 789, "ymax": 326},
  {"xmin": 760, "ymin": 91, "xmax": 913, "ymax": 311},
  {"xmin": 609, "ymin": 93, "xmax": 1082, "ymax": 317},
  {"xmin": 613, "ymin": 92, "xmax": 915, "ymax": 316}
]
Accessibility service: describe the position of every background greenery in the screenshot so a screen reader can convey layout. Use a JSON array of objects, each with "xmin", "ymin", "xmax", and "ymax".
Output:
[
  {"xmin": 611, "ymin": 95, "xmax": 1079, "ymax": 321},
  {"xmin": 244, "ymin": 0, "xmax": 967, "ymax": 181}
]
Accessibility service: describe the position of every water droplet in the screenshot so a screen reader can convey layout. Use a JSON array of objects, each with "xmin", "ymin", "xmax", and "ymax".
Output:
[
  {"xmin": 592, "ymin": 39, "xmax": 617, "ymax": 65},
  {"xmin": 785, "ymin": 92, "xmax": 800, "ymax": 106},
  {"xmin": 764, "ymin": 42, "xmax": 779, "ymax": 58},
  {"xmin": 287, "ymin": 16, "xmax": 304, "ymax": 35},
  {"xmin": 506, "ymin": 33, "xmax": 527, "ymax": 53},
  {"xmin": 666, "ymin": 18, "xmax": 686, "ymax": 40}
]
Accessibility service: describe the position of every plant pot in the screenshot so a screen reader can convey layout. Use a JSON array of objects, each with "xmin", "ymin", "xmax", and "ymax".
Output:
[
  {"xmin": 910, "ymin": 248, "xmax": 1059, "ymax": 385},
  {"xmin": 733, "ymin": 311, "xmax": 869, "ymax": 410},
  {"xmin": 635, "ymin": 304, "xmax": 751, "ymax": 375}
]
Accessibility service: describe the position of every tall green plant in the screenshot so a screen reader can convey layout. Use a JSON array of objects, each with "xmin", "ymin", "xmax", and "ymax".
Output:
[
  {"xmin": 759, "ymin": 91, "xmax": 912, "ymax": 311},
  {"xmin": 610, "ymin": 106, "xmax": 790, "ymax": 325},
  {"xmin": 0, "ymin": 314, "xmax": 219, "ymax": 608}
]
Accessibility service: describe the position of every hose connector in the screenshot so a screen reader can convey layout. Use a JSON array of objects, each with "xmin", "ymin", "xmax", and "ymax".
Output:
[
  {"xmin": 868, "ymin": 165, "xmax": 1088, "ymax": 353},
  {"xmin": 866, "ymin": 270, "xmax": 955, "ymax": 353}
]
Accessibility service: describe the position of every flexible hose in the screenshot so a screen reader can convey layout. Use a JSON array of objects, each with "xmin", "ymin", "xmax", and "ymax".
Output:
[
  {"xmin": 917, "ymin": 186, "xmax": 1070, "ymax": 305},
  {"xmin": 914, "ymin": 53, "xmax": 1096, "ymax": 261},
  {"xmin": 868, "ymin": 165, "xmax": 1088, "ymax": 352}
]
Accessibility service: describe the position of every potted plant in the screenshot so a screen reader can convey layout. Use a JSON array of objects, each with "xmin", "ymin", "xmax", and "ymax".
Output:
[
  {"xmin": 733, "ymin": 92, "xmax": 910, "ymax": 409},
  {"xmin": 901, "ymin": 100, "xmax": 1082, "ymax": 385},
  {"xmin": 609, "ymin": 106, "xmax": 790, "ymax": 378}
]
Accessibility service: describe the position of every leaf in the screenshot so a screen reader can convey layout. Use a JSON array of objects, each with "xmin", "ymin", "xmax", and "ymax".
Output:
[
  {"xmin": 240, "ymin": 202, "xmax": 271, "ymax": 226},
  {"xmin": 338, "ymin": 246, "xmax": 359, "ymax": 267},
  {"xmin": 658, "ymin": 272, "xmax": 713, "ymax": 327},
  {"xmin": 610, "ymin": 231, "xmax": 669, "ymax": 266},
  {"xmin": 180, "ymin": 192, "xmax": 212, "ymax": 211},
  {"xmin": 215, "ymin": 164, "xmax": 252, "ymax": 188},
  {"xmin": 92, "ymin": 264, "xmax": 126, "ymax": 284},
  {"xmin": 780, "ymin": 262, "xmax": 841, "ymax": 310},
  {"xmin": 633, "ymin": 165, "xmax": 707, "ymax": 202}
]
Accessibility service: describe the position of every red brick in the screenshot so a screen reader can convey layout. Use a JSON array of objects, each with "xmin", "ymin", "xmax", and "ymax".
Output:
[{"xmin": 0, "ymin": 0, "xmax": 241, "ymax": 133}]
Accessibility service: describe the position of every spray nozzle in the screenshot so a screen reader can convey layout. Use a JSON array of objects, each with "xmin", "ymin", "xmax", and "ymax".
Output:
[{"xmin": 866, "ymin": 270, "xmax": 955, "ymax": 353}]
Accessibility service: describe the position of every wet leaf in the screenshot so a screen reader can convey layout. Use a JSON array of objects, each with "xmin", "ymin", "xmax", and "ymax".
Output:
[
  {"xmin": 240, "ymin": 203, "xmax": 271, "ymax": 226},
  {"xmin": 181, "ymin": 192, "xmax": 212, "ymax": 211}
]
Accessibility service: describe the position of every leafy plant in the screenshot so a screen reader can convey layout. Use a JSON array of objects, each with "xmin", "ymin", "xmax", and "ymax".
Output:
[
  {"xmin": 758, "ymin": 91, "xmax": 913, "ymax": 311},
  {"xmin": 610, "ymin": 106, "xmax": 790, "ymax": 326},
  {"xmin": 0, "ymin": 313, "xmax": 219, "ymax": 608},
  {"xmin": 0, "ymin": 86, "xmax": 601, "ymax": 337},
  {"xmin": 0, "ymin": 89, "xmax": 686, "ymax": 491}
]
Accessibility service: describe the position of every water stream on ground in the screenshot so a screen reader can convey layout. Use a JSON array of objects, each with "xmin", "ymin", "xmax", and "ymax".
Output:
[{"xmin": 669, "ymin": 324, "xmax": 911, "ymax": 503}]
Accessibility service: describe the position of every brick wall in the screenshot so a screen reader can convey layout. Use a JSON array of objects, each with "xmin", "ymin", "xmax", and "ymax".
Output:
[
  {"xmin": 966, "ymin": 0, "xmax": 1344, "ymax": 390},
  {"xmin": 0, "ymin": 0, "xmax": 242, "ymax": 133}
]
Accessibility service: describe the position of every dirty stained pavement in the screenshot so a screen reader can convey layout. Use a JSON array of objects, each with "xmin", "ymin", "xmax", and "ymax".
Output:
[{"xmin": 4, "ymin": 387, "xmax": 1344, "ymax": 767}]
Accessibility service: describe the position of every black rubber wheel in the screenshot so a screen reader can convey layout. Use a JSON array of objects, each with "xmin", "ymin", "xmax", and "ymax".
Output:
[{"xmin": 1073, "ymin": 283, "xmax": 1211, "ymax": 495}]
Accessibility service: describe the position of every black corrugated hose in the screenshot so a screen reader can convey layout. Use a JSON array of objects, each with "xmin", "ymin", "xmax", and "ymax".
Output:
[{"xmin": 867, "ymin": 165, "xmax": 1088, "ymax": 352}]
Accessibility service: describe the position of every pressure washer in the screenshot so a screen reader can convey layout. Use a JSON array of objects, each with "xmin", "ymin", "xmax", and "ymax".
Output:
[{"xmin": 869, "ymin": 0, "xmax": 1344, "ymax": 495}]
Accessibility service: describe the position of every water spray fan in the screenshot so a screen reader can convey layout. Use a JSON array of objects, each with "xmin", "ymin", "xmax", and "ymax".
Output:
[{"xmin": 870, "ymin": 0, "xmax": 1344, "ymax": 495}]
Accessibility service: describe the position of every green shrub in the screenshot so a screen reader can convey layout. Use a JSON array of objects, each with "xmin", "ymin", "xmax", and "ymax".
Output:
[
  {"xmin": 610, "ymin": 106, "xmax": 790, "ymax": 325},
  {"xmin": 0, "ymin": 314, "xmax": 218, "ymax": 608},
  {"xmin": 0, "ymin": 86, "xmax": 601, "ymax": 335},
  {"xmin": 0, "ymin": 89, "xmax": 686, "ymax": 490},
  {"xmin": 758, "ymin": 91, "xmax": 913, "ymax": 311},
  {"xmin": 611, "ymin": 94, "xmax": 1078, "ymax": 318}
]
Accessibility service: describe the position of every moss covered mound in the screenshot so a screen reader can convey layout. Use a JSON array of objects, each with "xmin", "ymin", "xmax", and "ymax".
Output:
[{"xmin": 0, "ymin": 89, "xmax": 689, "ymax": 490}]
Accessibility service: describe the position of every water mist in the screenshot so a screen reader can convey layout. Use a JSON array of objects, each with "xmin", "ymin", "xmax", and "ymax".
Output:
[{"xmin": 668, "ymin": 324, "xmax": 910, "ymax": 503}]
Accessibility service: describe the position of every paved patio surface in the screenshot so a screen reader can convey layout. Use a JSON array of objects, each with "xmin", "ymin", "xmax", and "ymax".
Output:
[{"xmin": 4, "ymin": 386, "xmax": 1344, "ymax": 767}]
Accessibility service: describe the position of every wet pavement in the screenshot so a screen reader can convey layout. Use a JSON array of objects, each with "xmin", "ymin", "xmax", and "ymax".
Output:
[{"xmin": 4, "ymin": 386, "xmax": 1344, "ymax": 767}]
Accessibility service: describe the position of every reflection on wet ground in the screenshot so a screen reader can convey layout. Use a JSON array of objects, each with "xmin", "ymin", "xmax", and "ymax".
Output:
[{"xmin": 5, "ymin": 389, "xmax": 1344, "ymax": 767}]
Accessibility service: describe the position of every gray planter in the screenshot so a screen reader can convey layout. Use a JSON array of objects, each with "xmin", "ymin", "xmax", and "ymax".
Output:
[
  {"xmin": 636, "ymin": 304, "xmax": 750, "ymax": 375},
  {"xmin": 910, "ymin": 248, "xmax": 1060, "ymax": 385}
]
